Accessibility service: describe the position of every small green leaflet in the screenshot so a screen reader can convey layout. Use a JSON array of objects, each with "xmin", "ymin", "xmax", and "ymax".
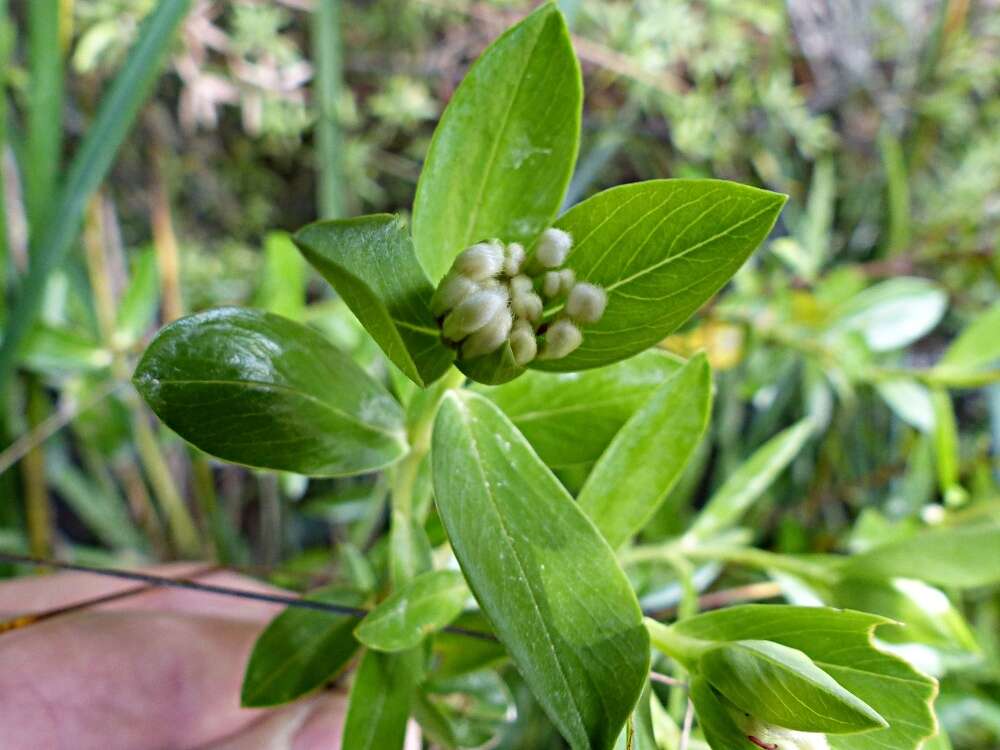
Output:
[
  {"xmin": 412, "ymin": 3, "xmax": 581, "ymax": 282},
  {"xmin": 342, "ymin": 648, "xmax": 422, "ymax": 750},
  {"xmin": 531, "ymin": 179, "xmax": 786, "ymax": 373},
  {"xmin": 294, "ymin": 214, "xmax": 455, "ymax": 387},
  {"xmin": 133, "ymin": 307, "xmax": 407, "ymax": 476},
  {"xmin": 432, "ymin": 391, "xmax": 649, "ymax": 750},
  {"xmin": 241, "ymin": 587, "xmax": 363, "ymax": 707},
  {"xmin": 355, "ymin": 569, "xmax": 468, "ymax": 652},
  {"xmin": 579, "ymin": 353, "xmax": 712, "ymax": 548}
]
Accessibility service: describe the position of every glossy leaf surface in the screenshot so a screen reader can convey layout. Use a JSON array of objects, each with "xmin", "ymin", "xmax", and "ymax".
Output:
[
  {"xmin": 830, "ymin": 277, "xmax": 946, "ymax": 352},
  {"xmin": 355, "ymin": 569, "xmax": 468, "ymax": 652},
  {"xmin": 241, "ymin": 587, "xmax": 363, "ymax": 707},
  {"xmin": 531, "ymin": 179, "xmax": 785, "ymax": 372},
  {"xmin": 479, "ymin": 349, "xmax": 683, "ymax": 469},
  {"xmin": 579, "ymin": 354, "xmax": 712, "ymax": 548},
  {"xmin": 295, "ymin": 214, "xmax": 455, "ymax": 386},
  {"xmin": 412, "ymin": 4, "xmax": 581, "ymax": 282},
  {"xmin": 133, "ymin": 307, "xmax": 407, "ymax": 476},
  {"xmin": 432, "ymin": 391, "xmax": 649, "ymax": 750}
]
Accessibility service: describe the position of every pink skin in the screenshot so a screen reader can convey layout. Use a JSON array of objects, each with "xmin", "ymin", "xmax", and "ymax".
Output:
[{"xmin": 0, "ymin": 565, "xmax": 350, "ymax": 750}]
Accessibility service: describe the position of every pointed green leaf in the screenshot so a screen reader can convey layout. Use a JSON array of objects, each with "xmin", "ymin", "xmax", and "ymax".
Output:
[
  {"xmin": 838, "ymin": 524, "xmax": 1000, "ymax": 588},
  {"xmin": 579, "ymin": 354, "xmax": 712, "ymax": 548},
  {"xmin": 700, "ymin": 639, "xmax": 885, "ymax": 733},
  {"xmin": 342, "ymin": 648, "xmax": 422, "ymax": 750},
  {"xmin": 686, "ymin": 418, "xmax": 814, "ymax": 541},
  {"xmin": 530, "ymin": 179, "xmax": 785, "ymax": 373},
  {"xmin": 412, "ymin": 3, "xmax": 582, "ymax": 282},
  {"xmin": 355, "ymin": 570, "xmax": 468, "ymax": 652},
  {"xmin": 830, "ymin": 278, "xmax": 947, "ymax": 352},
  {"xmin": 938, "ymin": 300, "xmax": 1000, "ymax": 374},
  {"xmin": 133, "ymin": 307, "xmax": 407, "ymax": 476},
  {"xmin": 432, "ymin": 391, "xmax": 649, "ymax": 750},
  {"xmin": 479, "ymin": 349, "xmax": 684, "ymax": 469},
  {"xmin": 241, "ymin": 587, "xmax": 364, "ymax": 707},
  {"xmin": 294, "ymin": 214, "xmax": 455, "ymax": 387},
  {"xmin": 670, "ymin": 605, "xmax": 938, "ymax": 750}
]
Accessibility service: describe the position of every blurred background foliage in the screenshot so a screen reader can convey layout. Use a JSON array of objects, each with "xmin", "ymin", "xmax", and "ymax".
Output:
[{"xmin": 1, "ymin": 0, "xmax": 999, "ymax": 747}]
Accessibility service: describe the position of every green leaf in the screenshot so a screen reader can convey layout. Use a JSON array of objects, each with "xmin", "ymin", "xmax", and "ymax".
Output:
[
  {"xmin": 355, "ymin": 569, "xmax": 468, "ymax": 652},
  {"xmin": 418, "ymin": 670, "xmax": 516, "ymax": 749},
  {"xmin": 241, "ymin": 586, "xmax": 364, "ymax": 707},
  {"xmin": 479, "ymin": 349, "xmax": 683, "ymax": 469},
  {"xmin": 431, "ymin": 610, "xmax": 506, "ymax": 679},
  {"xmin": 432, "ymin": 391, "xmax": 649, "ymax": 750},
  {"xmin": 700, "ymin": 639, "xmax": 885, "ymax": 733},
  {"xmin": 937, "ymin": 300, "xmax": 1000, "ymax": 374},
  {"xmin": 412, "ymin": 3, "xmax": 581, "ymax": 282},
  {"xmin": 838, "ymin": 524, "xmax": 1000, "ymax": 588},
  {"xmin": 578, "ymin": 353, "xmax": 712, "ymax": 548},
  {"xmin": 687, "ymin": 418, "xmax": 814, "ymax": 541},
  {"xmin": 830, "ymin": 277, "xmax": 947, "ymax": 352},
  {"xmin": 133, "ymin": 307, "xmax": 407, "ymax": 476},
  {"xmin": 255, "ymin": 231, "xmax": 306, "ymax": 320},
  {"xmin": 668, "ymin": 605, "xmax": 938, "ymax": 750},
  {"xmin": 294, "ymin": 214, "xmax": 455, "ymax": 387},
  {"xmin": 930, "ymin": 388, "xmax": 964, "ymax": 504},
  {"xmin": 689, "ymin": 674, "xmax": 758, "ymax": 750},
  {"xmin": 342, "ymin": 648, "xmax": 422, "ymax": 750},
  {"xmin": 115, "ymin": 248, "xmax": 159, "ymax": 348},
  {"xmin": 0, "ymin": 0, "xmax": 190, "ymax": 396},
  {"xmin": 532, "ymin": 180, "xmax": 786, "ymax": 373},
  {"xmin": 875, "ymin": 378, "xmax": 934, "ymax": 433}
]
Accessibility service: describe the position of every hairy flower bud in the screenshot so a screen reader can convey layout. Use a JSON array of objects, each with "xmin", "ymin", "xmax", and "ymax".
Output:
[
  {"xmin": 453, "ymin": 241, "xmax": 504, "ymax": 281},
  {"xmin": 430, "ymin": 271, "xmax": 478, "ymax": 316},
  {"xmin": 543, "ymin": 271, "xmax": 563, "ymax": 298},
  {"xmin": 535, "ymin": 228, "xmax": 572, "ymax": 268},
  {"xmin": 442, "ymin": 289, "xmax": 507, "ymax": 340},
  {"xmin": 512, "ymin": 290, "xmax": 543, "ymax": 323},
  {"xmin": 731, "ymin": 712, "xmax": 830, "ymax": 750},
  {"xmin": 539, "ymin": 318, "xmax": 582, "ymax": 360},
  {"xmin": 510, "ymin": 274, "xmax": 533, "ymax": 295},
  {"xmin": 510, "ymin": 320, "xmax": 537, "ymax": 366},
  {"xmin": 503, "ymin": 242, "xmax": 526, "ymax": 276},
  {"xmin": 462, "ymin": 308, "xmax": 513, "ymax": 359},
  {"xmin": 558, "ymin": 268, "xmax": 576, "ymax": 294},
  {"xmin": 565, "ymin": 282, "xmax": 608, "ymax": 324}
]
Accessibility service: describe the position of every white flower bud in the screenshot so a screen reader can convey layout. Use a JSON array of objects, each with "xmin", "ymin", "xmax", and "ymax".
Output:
[
  {"xmin": 510, "ymin": 274, "xmax": 533, "ymax": 295},
  {"xmin": 430, "ymin": 271, "xmax": 478, "ymax": 316},
  {"xmin": 732, "ymin": 709, "xmax": 829, "ymax": 750},
  {"xmin": 442, "ymin": 289, "xmax": 506, "ymax": 341},
  {"xmin": 510, "ymin": 320, "xmax": 538, "ymax": 366},
  {"xmin": 503, "ymin": 242, "xmax": 526, "ymax": 276},
  {"xmin": 538, "ymin": 318, "xmax": 582, "ymax": 360},
  {"xmin": 511, "ymin": 290, "xmax": 543, "ymax": 323},
  {"xmin": 558, "ymin": 268, "xmax": 576, "ymax": 294},
  {"xmin": 565, "ymin": 282, "xmax": 608, "ymax": 324},
  {"xmin": 543, "ymin": 271, "xmax": 563, "ymax": 298},
  {"xmin": 535, "ymin": 228, "xmax": 572, "ymax": 268},
  {"xmin": 453, "ymin": 241, "xmax": 504, "ymax": 281},
  {"xmin": 462, "ymin": 308, "xmax": 513, "ymax": 359}
]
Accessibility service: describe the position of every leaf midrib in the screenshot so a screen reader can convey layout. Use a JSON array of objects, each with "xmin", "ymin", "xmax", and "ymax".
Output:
[
  {"xmin": 145, "ymin": 376, "xmax": 403, "ymax": 441},
  {"xmin": 454, "ymin": 396, "xmax": 590, "ymax": 743}
]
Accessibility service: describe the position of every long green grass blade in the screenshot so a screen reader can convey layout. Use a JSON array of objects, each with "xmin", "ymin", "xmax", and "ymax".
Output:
[
  {"xmin": 26, "ymin": 0, "xmax": 63, "ymax": 229},
  {"xmin": 311, "ymin": 0, "xmax": 344, "ymax": 220},
  {"xmin": 0, "ymin": 0, "xmax": 191, "ymax": 398}
]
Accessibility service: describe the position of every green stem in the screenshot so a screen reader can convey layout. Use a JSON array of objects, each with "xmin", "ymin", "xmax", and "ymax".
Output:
[
  {"xmin": 23, "ymin": 378, "xmax": 51, "ymax": 558},
  {"xmin": 645, "ymin": 617, "xmax": 711, "ymax": 669},
  {"xmin": 688, "ymin": 545, "xmax": 835, "ymax": 584}
]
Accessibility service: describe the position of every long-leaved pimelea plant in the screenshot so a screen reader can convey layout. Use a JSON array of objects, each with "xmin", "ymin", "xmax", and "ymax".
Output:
[{"xmin": 133, "ymin": 5, "xmax": 938, "ymax": 749}]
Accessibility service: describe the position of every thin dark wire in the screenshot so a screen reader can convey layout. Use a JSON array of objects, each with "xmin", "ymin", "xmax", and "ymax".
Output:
[{"xmin": 0, "ymin": 553, "xmax": 497, "ymax": 642}]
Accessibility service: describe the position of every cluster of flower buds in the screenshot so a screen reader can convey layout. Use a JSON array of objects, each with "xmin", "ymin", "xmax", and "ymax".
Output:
[{"xmin": 430, "ymin": 228, "xmax": 608, "ymax": 366}]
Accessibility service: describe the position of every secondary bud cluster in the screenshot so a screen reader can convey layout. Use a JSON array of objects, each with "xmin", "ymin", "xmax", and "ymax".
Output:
[{"xmin": 430, "ymin": 228, "xmax": 607, "ymax": 366}]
